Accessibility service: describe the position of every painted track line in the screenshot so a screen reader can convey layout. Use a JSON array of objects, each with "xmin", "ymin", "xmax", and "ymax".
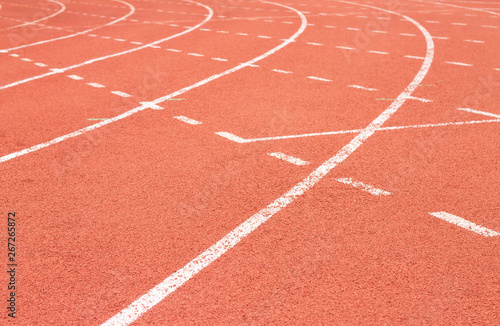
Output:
[
  {"xmin": 337, "ymin": 178, "xmax": 391, "ymax": 196},
  {"xmin": 0, "ymin": 0, "xmax": 135, "ymax": 52},
  {"xmin": 457, "ymin": 107, "xmax": 500, "ymax": 118},
  {"xmin": 111, "ymin": 91, "xmax": 132, "ymax": 98},
  {"xmin": 421, "ymin": 0, "xmax": 500, "ymax": 16},
  {"xmin": 307, "ymin": 76, "xmax": 332, "ymax": 82},
  {"xmin": 173, "ymin": 116, "xmax": 202, "ymax": 125},
  {"xmin": 444, "ymin": 61, "xmax": 473, "ymax": 67},
  {"xmin": 0, "ymin": 0, "xmax": 65, "ymax": 31},
  {"xmin": 0, "ymin": 0, "xmax": 214, "ymax": 92},
  {"xmin": 348, "ymin": 85, "xmax": 378, "ymax": 91},
  {"xmin": 429, "ymin": 212, "xmax": 499, "ymax": 237},
  {"xmin": 101, "ymin": 1, "xmax": 435, "ymax": 324},
  {"xmin": 268, "ymin": 152, "xmax": 309, "ymax": 166}
]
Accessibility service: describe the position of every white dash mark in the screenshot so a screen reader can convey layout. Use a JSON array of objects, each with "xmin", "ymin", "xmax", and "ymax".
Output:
[
  {"xmin": 35, "ymin": 63, "xmax": 48, "ymax": 67},
  {"xmin": 368, "ymin": 50, "xmax": 389, "ymax": 54},
  {"xmin": 451, "ymin": 22, "xmax": 467, "ymax": 26},
  {"xmin": 335, "ymin": 46, "xmax": 355, "ymax": 50},
  {"xmin": 405, "ymin": 55, "xmax": 425, "ymax": 59},
  {"xmin": 258, "ymin": 35, "xmax": 272, "ymax": 38},
  {"xmin": 481, "ymin": 25, "xmax": 498, "ymax": 28},
  {"xmin": 236, "ymin": 32, "xmax": 248, "ymax": 36},
  {"xmin": 9, "ymin": 54, "xmax": 20, "ymax": 57},
  {"xmin": 426, "ymin": 20, "xmax": 440, "ymax": 23},
  {"xmin": 169, "ymin": 24, "xmax": 179, "ymax": 27},
  {"xmin": 130, "ymin": 41, "xmax": 143, "ymax": 45},
  {"xmin": 432, "ymin": 36, "xmax": 449, "ymax": 40},
  {"xmin": 307, "ymin": 76, "xmax": 332, "ymax": 82},
  {"xmin": 408, "ymin": 96, "xmax": 432, "ymax": 103},
  {"xmin": 347, "ymin": 27, "xmax": 361, "ymax": 31},
  {"xmin": 457, "ymin": 108, "xmax": 500, "ymax": 119},
  {"xmin": 148, "ymin": 45, "xmax": 161, "ymax": 48},
  {"xmin": 464, "ymin": 39, "xmax": 484, "ymax": 43},
  {"xmin": 101, "ymin": 36, "xmax": 111, "ymax": 39},
  {"xmin": 372, "ymin": 30, "xmax": 388, "ymax": 33},
  {"xmin": 88, "ymin": 34, "xmax": 98, "ymax": 37},
  {"xmin": 268, "ymin": 152, "xmax": 309, "ymax": 166},
  {"xmin": 400, "ymin": 33, "xmax": 416, "ymax": 36},
  {"xmin": 115, "ymin": 38, "xmax": 126, "ymax": 42},
  {"xmin": 87, "ymin": 82, "xmax": 105, "ymax": 88},
  {"xmin": 111, "ymin": 91, "xmax": 132, "ymax": 97},
  {"xmin": 494, "ymin": 68, "xmax": 500, "ymax": 71},
  {"xmin": 211, "ymin": 57, "xmax": 228, "ymax": 61},
  {"xmin": 272, "ymin": 69, "xmax": 293, "ymax": 74},
  {"xmin": 174, "ymin": 116, "xmax": 202, "ymax": 125},
  {"xmin": 337, "ymin": 178, "xmax": 391, "ymax": 196},
  {"xmin": 348, "ymin": 85, "xmax": 378, "ymax": 91},
  {"xmin": 200, "ymin": 28, "xmax": 211, "ymax": 31},
  {"xmin": 306, "ymin": 42, "xmax": 323, "ymax": 45},
  {"xmin": 216, "ymin": 30, "xmax": 229, "ymax": 33},
  {"xmin": 429, "ymin": 212, "xmax": 499, "ymax": 237},
  {"xmin": 445, "ymin": 61, "xmax": 472, "ymax": 66},
  {"xmin": 67, "ymin": 75, "xmax": 83, "ymax": 80},
  {"xmin": 167, "ymin": 49, "xmax": 181, "ymax": 52},
  {"xmin": 21, "ymin": 58, "xmax": 32, "ymax": 62},
  {"xmin": 215, "ymin": 132, "xmax": 248, "ymax": 143},
  {"xmin": 188, "ymin": 53, "xmax": 203, "ymax": 57},
  {"xmin": 325, "ymin": 25, "xmax": 336, "ymax": 28}
]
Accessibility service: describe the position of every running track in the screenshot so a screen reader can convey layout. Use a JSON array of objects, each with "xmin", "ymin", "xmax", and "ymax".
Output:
[{"xmin": 0, "ymin": 0, "xmax": 499, "ymax": 324}]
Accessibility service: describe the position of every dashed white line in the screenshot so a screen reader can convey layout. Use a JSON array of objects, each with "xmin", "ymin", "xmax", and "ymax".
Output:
[
  {"xmin": 367, "ymin": 50, "xmax": 388, "ymax": 54},
  {"xmin": 9, "ymin": 54, "xmax": 20, "ymax": 57},
  {"xmin": 306, "ymin": 42, "xmax": 323, "ymax": 45},
  {"xmin": 174, "ymin": 116, "xmax": 202, "ymax": 125},
  {"xmin": 432, "ymin": 36, "xmax": 449, "ymax": 40},
  {"xmin": 451, "ymin": 22, "xmax": 467, "ymax": 25},
  {"xmin": 167, "ymin": 49, "xmax": 181, "ymax": 52},
  {"xmin": 481, "ymin": 25, "xmax": 498, "ymax": 28},
  {"xmin": 272, "ymin": 69, "xmax": 293, "ymax": 74},
  {"xmin": 325, "ymin": 25, "xmax": 336, "ymax": 28},
  {"xmin": 216, "ymin": 30, "xmax": 229, "ymax": 33},
  {"xmin": 115, "ymin": 38, "xmax": 126, "ymax": 42},
  {"xmin": 445, "ymin": 61, "xmax": 473, "ymax": 66},
  {"xmin": 429, "ymin": 212, "xmax": 499, "ymax": 237},
  {"xmin": 236, "ymin": 32, "xmax": 249, "ymax": 35},
  {"xmin": 130, "ymin": 41, "xmax": 143, "ymax": 45},
  {"xmin": 335, "ymin": 46, "xmax": 355, "ymax": 50},
  {"xmin": 457, "ymin": 107, "xmax": 500, "ymax": 118},
  {"xmin": 111, "ymin": 91, "xmax": 132, "ymax": 97},
  {"xmin": 188, "ymin": 53, "xmax": 204, "ymax": 57},
  {"xmin": 307, "ymin": 76, "xmax": 332, "ymax": 82},
  {"xmin": 400, "ymin": 33, "xmax": 416, "ymax": 36},
  {"xmin": 404, "ymin": 55, "xmax": 425, "ymax": 59},
  {"xmin": 21, "ymin": 58, "xmax": 32, "ymax": 62},
  {"xmin": 87, "ymin": 82, "xmax": 105, "ymax": 88},
  {"xmin": 35, "ymin": 63, "xmax": 47, "ymax": 67},
  {"xmin": 257, "ymin": 35, "xmax": 272, "ymax": 38},
  {"xmin": 337, "ymin": 178, "xmax": 391, "ymax": 196},
  {"xmin": 67, "ymin": 75, "xmax": 83, "ymax": 80},
  {"xmin": 268, "ymin": 152, "xmax": 309, "ymax": 166},
  {"xmin": 464, "ymin": 39, "xmax": 484, "ymax": 43},
  {"xmin": 408, "ymin": 95, "xmax": 432, "ymax": 103},
  {"xmin": 347, "ymin": 27, "xmax": 361, "ymax": 31},
  {"xmin": 211, "ymin": 57, "xmax": 228, "ymax": 61},
  {"xmin": 372, "ymin": 30, "xmax": 388, "ymax": 33},
  {"xmin": 348, "ymin": 85, "xmax": 378, "ymax": 91}
]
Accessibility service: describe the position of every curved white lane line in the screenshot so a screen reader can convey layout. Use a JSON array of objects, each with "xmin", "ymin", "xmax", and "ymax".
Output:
[
  {"xmin": 0, "ymin": 0, "xmax": 212, "ymax": 91},
  {"xmin": 103, "ymin": 2, "xmax": 433, "ymax": 324},
  {"xmin": 0, "ymin": 0, "xmax": 135, "ymax": 52},
  {"xmin": 418, "ymin": 0, "xmax": 500, "ymax": 15},
  {"xmin": 1, "ymin": 0, "xmax": 66, "ymax": 31},
  {"xmin": 99, "ymin": 2, "xmax": 307, "ymax": 325}
]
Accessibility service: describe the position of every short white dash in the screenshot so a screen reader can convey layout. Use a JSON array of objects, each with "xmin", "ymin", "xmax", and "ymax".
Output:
[
  {"xmin": 283, "ymin": 21, "xmax": 293, "ymax": 24},
  {"xmin": 87, "ymin": 82, "xmax": 105, "ymax": 88},
  {"xmin": 169, "ymin": 24, "xmax": 179, "ymax": 27},
  {"xmin": 426, "ymin": 20, "xmax": 440, "ymax": 23},
  {"xmin": 21, "ymin": 58, "xmax": 32, "ymax": 62},
  {"xmin": 268, "ymin": 152, "xmax": 309, "ymax": 166},
  {"xmin": 451, "ymin": 22, "xmax": 467, "ymax": 26},
  {"xmin": 200, "ymin": 28, "xmax": 211, "ymax": 31},
  {"xmin": 368, "ymin": 50, "xmax": 388, "ymax": 54},
  {"xmin": 111, "ymin": 91, "xmax": 132, "ymax": 98},
  {"xmin": 400, "ymin": 33, "xmax": 416, "ymax": 36},
  {"xmin": 307, "ymin": 76, "xmax": 332, "ymax": 82},
  {"xmin": 408, "ymin": 96, "xmax": 433, "ymax": 103},
  {"xmin": 337, "ymin": 178, "xmax": 391, "ymax": 196},
  {"xmin": 101, "ymin": 36, "xmax": 111, "ymax": 39},
  {"xmin": 335, "ymin": 46, "xmax": 355, "ymax": 50},
  {"xmin": 347, "ymin": 27, "xmax": 361, "ymax": 31},
  {"xmin": 236, "ymin": 32, "xmax": 248, "ymax": 36},
  {"xmin": 464, "ymin": 39, "xmax": 484, "ymax": 43},
  {"xmin": 211, "ymin": 57, "xmax": 228, "ymax": 61},
  {"xmin": 325, "ymin": 25, "xmax": 336, "ymax": 28},
  {"xmin": 457, "ymin": 108, "xmax": 500, "ymax": 119},
  {"xmin": 432, "ymin": 36, "xmax": 449, "ymax": 40},
  {"xmin": 167, "ymin": 49, "xmax": 181, "ymax": 52},
  {"xmin": 216, "ymin": 30, "xmax": 229, "ymax": 33},
  {"xmin": 481, "ymin": 25, "xmax": 498, "ymax": 28},
  {"xmin": 35, "ymin": 63, "xmax": 47, "ymax": 67},
  {"xmin": 115, "ymin": 38, "xmax": 126, "ymax": 42},
  {"xmin": 348, "ymin": 85, "xmax": 378, "ymax": 91},
  {"xmin": 188, "ymin": 53, "xmax": 203, "ymax": 57},
  {"xmin": 272, "ymin": 69, "xmax": 293, "ymax": 74},
  {"xmin": 88, "ymin": 34, "xmax": 98, "ymax": 37},
  {"xmin": 174, "ymin": 116, "xmax": 202, "ymax": 125},
  {"xmin": 404, "ymin": 55, "xmax": 425, "ymax": 59},
  {"xmin": 131, "ymin": 41, "xmax": 143, "ymax": 45},
  {"xmin": 306, "ymin": 42, "xmax": 323, "ymax": 46},
  {"xmin": 9, "ymin": 54, "xmax": 20, "ymax": 57},
  {"xmin": 372, "ymin": 30, "xmax": 388, "ymax": 33},
  {"xmin": 257, "ymin": 35, "xmax": 272, "ymax": 39},
  {"xmin": 67, "ymin": 75, "xmax": 83, "ymax": 80},
  {"xmin": 429, "ymin": 212, "xmax": 499, "ymax": 237},
  {"xmin": 445, "ymin": 61, "xmax": 473, "ymax": 67}
]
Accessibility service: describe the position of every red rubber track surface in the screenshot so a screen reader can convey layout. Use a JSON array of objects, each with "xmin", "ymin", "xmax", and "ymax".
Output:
[{"xmin": 0, "ymin": 0, "xmax": 499, "ymax": 324}]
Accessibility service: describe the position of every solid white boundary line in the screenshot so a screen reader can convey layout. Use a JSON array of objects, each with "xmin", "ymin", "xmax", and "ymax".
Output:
[
  {"xmin": 0, "ymin": 0, "xmax": 136, "ymax": 52},
  {"xmin": 99, "ymin": 2, "xmax": 308, "ymax": 325},
  {"xmin": 429, "ymin": 212, "xmax": 499, "ymax": 237},
  {"xmin": 101, "ymin": 1, "xmax": 434, "ymax": 325},
  {"xmin": 337, "ymin": 178, "xmax": 391, "ymax": 196},
  {"xmin": 0, "ymin": 0, "xmax": 214, "ymax": 91},
  {"xmin": 457, "ymin": 107, "xmax": 500, "ymax": 119},
  {"xmin": 0, "ymin": 0, "xmax": 65, "ymax": 31},
  {"xmin": 268, "ymin": 152, "xmax": 309, "ymax": 166}
]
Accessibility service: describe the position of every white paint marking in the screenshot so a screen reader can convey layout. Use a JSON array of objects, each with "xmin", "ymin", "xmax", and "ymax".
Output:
[
  {"xmin": 21, "ymin": 58, "xmax": 32, "ymax": 62},
  {"xmin": 268, "ymin": 152, "xmax": 309, "ymax": 166},
  {"xmin": 236, "ymin": 32, "xmax": 249, "ymax": 35},
  {"xmin": 174, "ymin": 116, "xmax": 202, "ymax": 125},
  {"xmin": 426, "ymin": 20, "xmax": 440, "ymax": 23},
  {"xmin": 348, "ymin": 84, "xmax": 378, "ymax": 91},
  {"xmin": 464, "ymin": 39, "xmax": 484, "ymax": 43},
  {"xmin": 130, "ymin": 41, "xmax": 143, "ymax": 45},
  {"xmin": 67, "ymin": 75, "xmax": 83, "ymax": 80},
  {"xmin": 457, "ymin": 107, "xmax": 500, "ymax": 119},
  {"xmin": 429, "ymin": 212, "xmax": 499, "ymax": 237},
  {"xmin": 405, "ymin": 55, "xmax": 425, "ymax": 59},
  {"xmin": 494, "ymin": 68, "xmax": 500, "ymax": 71},
  {"xmin": 372, "ymin": 30, "xmax": 388, "ymax": 33},
  {"xmin": 272, "ymin": 69, "xmax": 293, "ymax": 74},
  {"xmin": 215, "ymin": 132, "xmax": 249, "ymax": 143},
  {"xmin": 307, "ymin": 76, "xmax": 332, "ymax": 82},
  {"xmin": 408, "ymin": 96, "xmax": 432, "ymax": 103},
  {"xmin": 9, "ymin": 54, "xmax": 20, "ymax": 57},
  {"xmin": 347, "ymin": 27, "xmax": 361, "ymax": 30},
  {"xmin": 167, "ymin": 49, "xmax": 181, "ymax": 52},
  {"xmin": 216, "ymin": 30, "xmax": 229, "ymax": 33},
  {"xmin": 325, "ymin": 25, "xmax": 336, "ymax": 28},
  {"xmin": 445, "ymin": 61, "xmax": 472, "ymax": 66},
  {"xmin": 115, "ymin": 38, "xmax": 126, "ymax": 42},
  {"xmin": 306, "ymin": 42, "xmax": 323, "ymax": 45},
  {"xmin": 335, "ymin": 46, "xmax": 355, "ymax": 50},
  {"xmin": 200, "ymin": 28, "xmax": 212, "ymax": 31},
  {"xmin": 337, "ymin": 178, "xmax": 391, "ymax": 196},
  {"xmin": 35, "ymin": 63, "xmax": 47, "ymax": 67},
  {"xmin": 87, "ymin": 82, "xmax": 105, "ymax": 88},
  {"xmin": 368, "ymin": 50, "xmax": 388, "ymax": 54},
  {"xmin": 451, "ymin": 22, "xmax": 467, "ymax": 25},
  {"xmin": 400, "ymin": 33, "xmax": 416, "ymax": 36},
  {"xmin": 111, "ymin": 91, "xmax": 132, "ymax": 98},
  {"xmin": 432, "ymin": 36, "xmax": 449, "ymax": 40},
  {"xmin": 258, "ymin": 35, "xmax": 272, "ymax": 38},
  {"xmin": 211, "ymin": 57, "xmax": 228, "ymax": 61},
  {"xmin": 2, "ymin": 0, "xmax": 65, "ymax": 31},
  {"xmin": 188, "ymin": 53, "xmax": 203, "ymax": 57},
  {"xmin": 481, "ymin": 25, "xmax": 498, "ymax": 28},
  {"xmin": 148, "ymin": 45, "xmax": 161, "ymax": 49}
]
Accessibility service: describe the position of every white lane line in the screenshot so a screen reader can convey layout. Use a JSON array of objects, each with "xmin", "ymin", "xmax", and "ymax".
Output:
[
  {"xmin": 167, "ymin": 49, "xmax": 181, "ymax": 52},
  {"xmin": 1, "ymin": 0, "xmax": 65, "ymax": 31},
  {"xmin": 115, "ymin": 38, "xmax": 126, "ymax": 42},
  {"xmin": 130, "ymin": 41, "xmax": 143, "ymax": 45},
  {"xmin": 67, "ymin": 75, "xmax": 84, "ymax": 80},
  {"xmin": 306, "ymin": 42, "xmax": 324, "ymax": 45},
  {"xmin": 0, "ymin": 1, "xmax": 213, "ymax": 91},
  {"xmin": 307, "ymin": 76, "xmax": 332, "ymax": 82},
  {"xmin": 236, "ymin": 32, "xmax": 249, "ymax": 35},
  {"xmin": 111, "ymin": 91, "xmax": 132, "ymax": 98},
  {"xmin": 408, "ymin": 96, "xmax": 432, "ymax": 102},
  {"xmin": 268, "ymin": 152, "xmax": 309, "ymax": 166},
  {"xmin": 216, "ymin": 118, "xmax": 500, "ymax": 143},
  {"xmin": 426, "ymin": 20, "xmax": 440, "ymax": 23},
  {"xmin": 335, "ymin": 46, "xmax": 355, "ymax": 50},
  {"xmin": 200, "ymin": 28, "xmax": 211, "ymax": 31},
  {"xmin": 96, "ymin": 7, "xmax": 307, "ymax": 324},
  {"xmin": 400, "ymin": 33, "xmax": 417, "ymax": 36},
  {"xmin": 20, "ymin": 58, "xmax": 32, "ymax": 62},
  {"xmin": 9, "ymin": 53, "xmax": 20, "ymax": 57},
  {"xmin": 216, "ymin": 30, "xmax": 229, "ymax": 33},
  {"xmin": 0, "ymin": 0, "xmax": 135, "ymax": 52},
  {"xmin": 429, "ymin": 212, "xmax": 499, "ymax": 237},
  {"xmin": 404, "ymin": 55, "xmax": 425, "ymax": 59},
  {"xmin": 494, "ymin": 68, "xmax": 500, "ymax": 71},
  {"xmin": 451, "ymin": 22, "xmax": 467, "ymax": 25},
  {"xmin": 211, "ymin": 57, "xmax": 228, "ymax": 61},
  {"xmin": 88, "ymin": 34, "xmax": 98, "ymax": 37},
  {"xmin": 187, "ymin": 53, "xmax": 204, "ymax": 56},
  {"xmin": 444, "ymin": 61, "xmax": 473, "ymax": 66},
  {"xmin": 87, "ymin": 82, "xmax": 105, "ymax": 88},
  {"xmin": 101, "ymin": 36, "xmax": 111, "ymax": 39},
  {"xmin": 337, "ymin": 178, "xmax": 391, "ymax": 196},
  {"xmin": 272, "ymin": 69, "xmax": 293, "ymax": 74},
  {"xmin": 258, "ymin": 35, "xmax": 272, "ymax": 38},
  {"xmin": 372, "ymin": 30, "xmax": 388, "ymax": 33},
  {"xmin": 464, "ymin": 39, "xmax": 484, "ymax": 43},
  {"xmin": 348, "ymin": 85, "xmax": 378, "ymax": 91},
  {"xmin": 104, "ymin": 3, "xmax": 434, "ymax": 325},
  {"xmin": 173, "ymin": 116, "xmax": 202, "ymax": 125},
  {"xmin": 457, "ymin": 107, "xmax": 500, "ymax": 118},
  {"xmin": 368, "ymin": 50, "xmax": 389, "ymax": 54},
  {"xmin": 432, "ymin": 36, "xmax": 449, "ymax": 40},
  {"xmin": 347, "ymin": 27, "xmax": 361, "ymax": 30},
  {"xmin": 325, "ymin": 25, "xmax": 336, "ymax": 28},
  {"xmin": 35, "ymin": 63, "xmax": 48, "ymax": 67}
]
